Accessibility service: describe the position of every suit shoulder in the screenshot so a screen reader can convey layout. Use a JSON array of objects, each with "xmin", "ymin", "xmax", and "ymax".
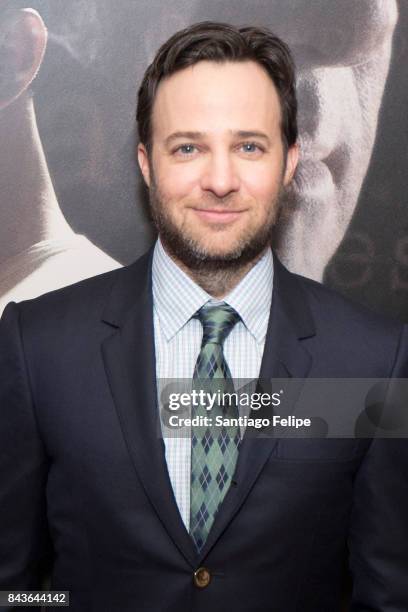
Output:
[
  {"xmin": 294, "ymin": 272, "xmax": 403, "ymax": 344},
  {"xmin": 299, "ymin": 273, "xmax": 400, "ymax": 328},
  {"xmin": 13, "ymin": 249, "xmax": 151, "ymax": 326},
  {"xmin": 283, "ymin": 271, "xmax": 407, "ymax": 376},
  {"xmin": 16, "ymin": 266, "xmax": 121, "ymax": 317}
]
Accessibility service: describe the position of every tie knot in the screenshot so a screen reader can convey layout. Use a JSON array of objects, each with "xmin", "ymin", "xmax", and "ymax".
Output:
[{"xmin": 196, "ymin": 303, "xmax": 240, "ymax": 347}]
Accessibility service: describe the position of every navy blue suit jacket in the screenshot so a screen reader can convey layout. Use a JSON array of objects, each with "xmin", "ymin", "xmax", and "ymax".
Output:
[{"xmin": 1, "ymin": 249, "xmax": 407, "ymax": 611}]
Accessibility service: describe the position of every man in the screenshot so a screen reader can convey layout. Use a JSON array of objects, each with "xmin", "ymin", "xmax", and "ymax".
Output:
[
  {"xmin": 0, "ymin": 21, "xmax": 407, "ymax": 612},
  {"xmin": 0, "ymin": 5, "xmax": 120, "ymax": 315}
]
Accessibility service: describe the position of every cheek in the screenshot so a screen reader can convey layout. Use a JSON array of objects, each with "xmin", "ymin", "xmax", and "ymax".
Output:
[
  {"xmin": 242, "ymin": 169, "xmax": 282, "ymax": 205},
  {"xmin": 156, "ymin": 163, "xmax": 200, "ymax": 199}
]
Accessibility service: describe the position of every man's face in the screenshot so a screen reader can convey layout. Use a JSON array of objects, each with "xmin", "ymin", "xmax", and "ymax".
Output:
[{"xmin": 138, "ymin": 60, "xmax": 298, "ymax": 269}]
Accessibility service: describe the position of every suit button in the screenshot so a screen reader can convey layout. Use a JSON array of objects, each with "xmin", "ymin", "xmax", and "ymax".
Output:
[{"xmin": 194, "ymin": 567, "xmax": 211, "ymax": 588}]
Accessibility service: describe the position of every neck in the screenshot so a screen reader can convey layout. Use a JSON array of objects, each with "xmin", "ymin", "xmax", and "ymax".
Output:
[
  {"xmin": 163, "ymin": 243, "xmax": 268, "ymax": 298},
  {"xmin": 0, "ymin": 93, "xmax": 74, "ymax": 263}
]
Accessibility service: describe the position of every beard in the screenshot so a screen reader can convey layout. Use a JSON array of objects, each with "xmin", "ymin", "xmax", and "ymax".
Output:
[{"xmin": 148, "ymin": 179, "xmax": 284, "ymax": 273}]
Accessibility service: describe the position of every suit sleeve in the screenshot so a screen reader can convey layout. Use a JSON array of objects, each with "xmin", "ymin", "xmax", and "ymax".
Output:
[
  {"xmin": 0, "ymin": 302, "xmax": 52, "ymax": 597},
  {"xmin": 349, "ymin": 325, "xmax": 408, "ymax": 611}
]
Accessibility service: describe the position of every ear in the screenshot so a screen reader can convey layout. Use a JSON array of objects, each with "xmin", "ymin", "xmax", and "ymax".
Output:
[
  {"xmin": 283, "ymin": 143, "xmax": 299, "ymax": 186},
  {"xmin": 0, "ymin": 9, "xmax": 48, "ymax": 111},
  {"xmin": 137, "ymin": 142, "xmax": 151, "ymax": 187}
]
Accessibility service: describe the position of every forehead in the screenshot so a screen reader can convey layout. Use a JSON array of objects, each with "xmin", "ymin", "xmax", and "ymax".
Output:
[{"xmin": 152, "ymin": 60, "xmax": 282, "ymax": 135}]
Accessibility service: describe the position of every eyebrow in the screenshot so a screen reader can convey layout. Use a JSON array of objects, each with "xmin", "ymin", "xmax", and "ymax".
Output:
[
  {"xmin": 164, "ymin": 130, "xmax": 271, "ymax": 147},
  {"xmin": 164, "ymin": 131, "xmax": 204, "ymax": 147},
  {"xmin": 235, "ymin": 131, "xmax": 271, "ymax": 144}
]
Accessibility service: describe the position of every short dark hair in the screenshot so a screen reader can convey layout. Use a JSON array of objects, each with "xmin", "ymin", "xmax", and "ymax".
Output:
[{"xmin": 136, "ymin": 21, "xmax": 298, "ymax": 155}]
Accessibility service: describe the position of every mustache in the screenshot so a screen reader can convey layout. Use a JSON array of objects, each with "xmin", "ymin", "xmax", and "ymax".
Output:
[
  {"xmin": 150, "ymin": 188, "xmax": 248, "ymax": 210},
  {"xmin": 148, "ymin": 176, "xmax": 246, "ymax": 209}
]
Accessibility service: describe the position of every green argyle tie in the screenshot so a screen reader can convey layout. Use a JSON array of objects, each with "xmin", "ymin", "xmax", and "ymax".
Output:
[{"xmin": 190, "ymin": 303, "xmax": 241, "ymax": 552}]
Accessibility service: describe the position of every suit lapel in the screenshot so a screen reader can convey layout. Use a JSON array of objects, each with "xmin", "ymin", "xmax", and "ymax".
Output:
[
  {"xmin": 198, "ymin": 254, "xmax": 316, "ymax": 561},
  {"xmin": 101, "ymin": 249, "xmax": 198, "ymax": 567}
]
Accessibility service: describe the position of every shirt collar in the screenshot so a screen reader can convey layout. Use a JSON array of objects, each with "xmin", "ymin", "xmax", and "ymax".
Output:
[{"xmin": 152, "ymin": 237, "xmax": 273, "ymax": 343}]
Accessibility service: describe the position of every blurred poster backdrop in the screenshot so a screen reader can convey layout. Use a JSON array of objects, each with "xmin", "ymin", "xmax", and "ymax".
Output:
[{"xmin": 1, "ymin": 0, "xmax": 407, "ymax": 321}]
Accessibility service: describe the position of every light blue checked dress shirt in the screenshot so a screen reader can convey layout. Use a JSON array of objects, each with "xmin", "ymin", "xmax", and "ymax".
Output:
[{"xmin": 152, "ymin": 237, "xmax": 273, "ymax": 530}]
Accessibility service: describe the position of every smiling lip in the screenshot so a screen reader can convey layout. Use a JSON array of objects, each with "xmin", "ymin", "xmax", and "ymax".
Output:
[{"xmin": 192, "ymin": 208, "xmax": 246, "ymax": 223}]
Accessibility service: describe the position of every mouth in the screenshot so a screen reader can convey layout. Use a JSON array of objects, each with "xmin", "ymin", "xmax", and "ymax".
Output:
[{"xmin": 191, "ymin": 208, "xmax": 247, "ymax": 224}]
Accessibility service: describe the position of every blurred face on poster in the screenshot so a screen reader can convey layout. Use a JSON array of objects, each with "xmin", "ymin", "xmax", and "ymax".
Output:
[
  {"xmin": 1, "ymin": 0, "xmax": 399, "ymax": 279},
  {"xmin": 266, "ymin": 0, "xmax": 399, "ymax": 280}
]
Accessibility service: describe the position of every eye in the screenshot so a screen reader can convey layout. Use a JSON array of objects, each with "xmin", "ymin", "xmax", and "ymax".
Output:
[
  {"xmin": 240, "ymin": 142, "xmax": 263, "ymax": 154},
  {"xmin": 174, "ymin": 144, "xmax": 197, "ymax": 156}
]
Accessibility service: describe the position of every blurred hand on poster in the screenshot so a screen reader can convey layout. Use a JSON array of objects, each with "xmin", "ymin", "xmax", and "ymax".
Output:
[{"xmin": 0, "ymin": 5, "xmax": 120, "ymax": 315}]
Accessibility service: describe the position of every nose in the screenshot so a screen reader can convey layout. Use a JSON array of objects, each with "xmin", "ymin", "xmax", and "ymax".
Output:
[
  {"xmin": 296, "ymin": 70, "xmax": 342, "ymax": 159},
  {"xmin": 200, "ymin": 150, "xmax": 240, "ymax": 198}
]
